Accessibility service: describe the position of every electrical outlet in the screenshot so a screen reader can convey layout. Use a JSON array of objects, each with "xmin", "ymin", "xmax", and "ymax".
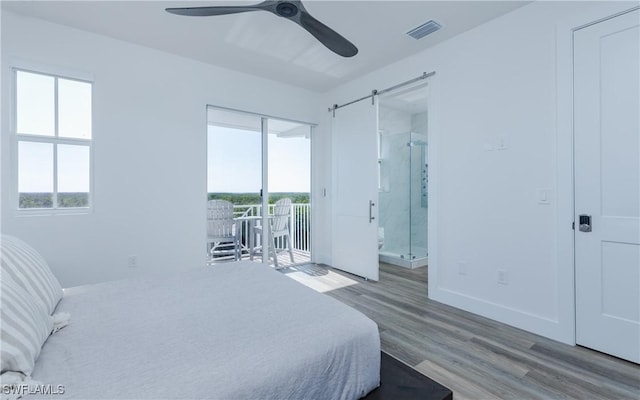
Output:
[
  {"xmin": 497, "ymin": 269, "xmax": 508, "ymax": 285},
  {"xmin": 458, "ymin": 261, "xmax": 468, "ymax": 276},
  {"xmin": 127, "ymin": 255, "xmax": 138, "ymax": 268},
  {"xmin": 497, "ymin": 136, "xmax": 508, "ymax": 150}
]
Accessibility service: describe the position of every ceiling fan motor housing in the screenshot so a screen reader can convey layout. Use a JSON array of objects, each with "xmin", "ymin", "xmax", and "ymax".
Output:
[{"xmin": 276, "ymin": 2, "xmax": 299, "ymax": 18}]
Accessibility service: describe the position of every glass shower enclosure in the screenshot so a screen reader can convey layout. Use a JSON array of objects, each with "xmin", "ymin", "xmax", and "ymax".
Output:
[{"xmin": 377, "ymin": 86, "xmax": 428, "ymax": 268}]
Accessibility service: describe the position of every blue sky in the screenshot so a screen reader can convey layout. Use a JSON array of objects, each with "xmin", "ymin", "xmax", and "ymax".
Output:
[
  {"xmin": 207, "ymin": 125, "xmax": 310, "ymax": 193},
  {"xmin": 17, "ymin": 70, "xmax": 92, "ymax": 193}
]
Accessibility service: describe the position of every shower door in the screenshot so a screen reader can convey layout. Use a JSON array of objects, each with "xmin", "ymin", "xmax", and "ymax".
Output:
[
  {"xmin": 409, "ymin": 132, "xmax": 428, "ymax": 260},
  {"xmin": 376, "ymin": 82, "xmax": 429, "ymax": 267}
]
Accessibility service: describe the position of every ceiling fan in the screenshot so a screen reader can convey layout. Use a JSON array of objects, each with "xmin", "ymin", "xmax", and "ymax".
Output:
[{"xmin": 165, "ymin": 1, "xmax": 358, "ymax": 58}]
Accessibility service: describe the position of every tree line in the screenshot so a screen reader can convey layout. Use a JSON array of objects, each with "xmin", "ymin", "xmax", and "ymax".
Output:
[
  {"xmin": 19, "ymin": 193, "xmax": 89, "ymax": 208},
  {"xmin": 208, "ymin": 192, "xmax": 309, "ymax": 205}
]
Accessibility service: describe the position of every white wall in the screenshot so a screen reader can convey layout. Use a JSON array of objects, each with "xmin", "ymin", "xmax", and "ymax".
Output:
[
  {"xmin": 311, "ymin": 112, "xmax": 333, "ymax": 266},
  {"xmin": 1, "ymin": 11, "xmax": 322, "ymax": 287},
  {"xmin": 322, "ymin": 1, "xmax": 632, "ymax": 344}
]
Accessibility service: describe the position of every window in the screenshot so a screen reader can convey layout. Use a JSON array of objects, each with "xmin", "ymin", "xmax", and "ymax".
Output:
[{"xmin": 14, "ymin": 69, "xmax": 92, "ymax": 210}]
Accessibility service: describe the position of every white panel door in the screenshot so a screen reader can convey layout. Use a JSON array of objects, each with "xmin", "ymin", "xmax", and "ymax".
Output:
[
  {"xmin": 331, "ymin": 99, "xmax": 379, "ymax": 281},
  {"xmin": 574, "ymin": 9, "xmax": 640, "ymax": 363}
]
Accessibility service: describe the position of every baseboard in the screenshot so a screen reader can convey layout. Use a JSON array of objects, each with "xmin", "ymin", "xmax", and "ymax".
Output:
[{"xmin": 429, "ymin": 286, "xmax": 574, "ymax": 345}]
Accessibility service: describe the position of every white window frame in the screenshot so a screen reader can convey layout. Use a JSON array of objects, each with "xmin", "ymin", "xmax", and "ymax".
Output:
[{"xmin": 12, "ymin": 67, "xmax": 94, "ymax": 215}]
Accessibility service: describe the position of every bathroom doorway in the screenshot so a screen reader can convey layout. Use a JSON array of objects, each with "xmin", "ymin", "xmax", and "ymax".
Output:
[{"xmin": 377, "ymin": 82, "xmax": 428, "ymax": 268}]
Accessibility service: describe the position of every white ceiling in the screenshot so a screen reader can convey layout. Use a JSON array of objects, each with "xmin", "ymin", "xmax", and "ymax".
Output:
[{"xmin": 2, "ymin": 0, "xmax": 531, "ymax": 92}]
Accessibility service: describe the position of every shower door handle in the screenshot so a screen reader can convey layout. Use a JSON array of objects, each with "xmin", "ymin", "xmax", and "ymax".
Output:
[{"xmin": 369, "ymin": 200, "xmax": 375, "ymax": 223}]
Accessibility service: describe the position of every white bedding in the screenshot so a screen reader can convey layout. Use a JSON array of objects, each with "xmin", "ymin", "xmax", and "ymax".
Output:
[{"xmin": 27, "ymin": 262, "xmax": 380, "ymax": 400}]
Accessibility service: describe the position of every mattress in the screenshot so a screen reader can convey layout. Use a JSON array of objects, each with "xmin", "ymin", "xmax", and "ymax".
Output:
[{"xmin": 27, "ymin": 262, "xmax": 380, "ymax": 399}]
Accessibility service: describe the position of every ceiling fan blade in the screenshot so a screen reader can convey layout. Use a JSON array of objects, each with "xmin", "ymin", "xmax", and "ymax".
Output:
[
  {"xmin": 296, "ymin": 10, "xmax": 358, "ymax": 57},
  {"xmin": 165, "ymin": 5, "xmax": 263, "ymax": 17},
  {"xmin": 166, "ymin": 0, "xmax": 357, "ymax": 58}
]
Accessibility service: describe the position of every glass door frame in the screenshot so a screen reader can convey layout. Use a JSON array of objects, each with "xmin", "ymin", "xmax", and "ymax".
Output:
[{"xmin": 206, "ymin": 104, "xmax": 315, "ymax": 267}]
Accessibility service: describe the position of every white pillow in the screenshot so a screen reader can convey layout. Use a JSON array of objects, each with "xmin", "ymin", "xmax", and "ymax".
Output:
[
  {"xmin": 0, "ymin": 277, "xmax": 53, "ymax": 378},
  {"xmin": 1, "ymin": 235, "xmax": 63, "ymax": 314}
]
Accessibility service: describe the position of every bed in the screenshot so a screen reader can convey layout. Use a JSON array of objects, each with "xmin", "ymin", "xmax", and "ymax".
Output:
[{"xmin": 0, "ymin": 236, "xmax": 380, "ymax": 400}]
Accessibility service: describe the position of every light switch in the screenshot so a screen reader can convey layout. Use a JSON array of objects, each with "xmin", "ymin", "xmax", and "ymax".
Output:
[
  {"xmin": 497, "ymin": 269, "xmax": 508, "ymax": 285},
  {"xmin": 537, "ymin": 188, "xmax": 551, "ymax": 204}
]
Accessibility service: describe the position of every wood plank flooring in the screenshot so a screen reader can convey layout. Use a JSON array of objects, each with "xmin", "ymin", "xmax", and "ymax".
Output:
[{"xmin": 279, "ymin": 263, "xmax": 640, "ymax": 400}]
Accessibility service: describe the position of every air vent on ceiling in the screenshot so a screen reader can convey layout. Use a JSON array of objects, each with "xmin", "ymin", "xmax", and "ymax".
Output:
[{"xmin": 406, "ymin": 20, "xmax": 442, "ymax": 40}]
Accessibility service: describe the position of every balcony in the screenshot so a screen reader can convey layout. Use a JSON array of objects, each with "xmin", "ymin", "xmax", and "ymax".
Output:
[{"xmin": 208, "ymin": 203, "xmax": 311, "ymax": 267}]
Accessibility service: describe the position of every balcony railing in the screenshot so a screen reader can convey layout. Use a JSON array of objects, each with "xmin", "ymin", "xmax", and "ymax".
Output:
[{"xmin": 233, "ymin": 203, "xmax": 310, "ymax": 254}]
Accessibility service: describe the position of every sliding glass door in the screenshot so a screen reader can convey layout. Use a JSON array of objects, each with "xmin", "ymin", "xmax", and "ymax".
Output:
[
  {"xmin": 206, "ymin": 106, "xmax": 312, "ymax": 267},
  {"xmin": 267, "ymin": 118, "xmax": 311, "ymax": 267},
  {"xmin": 207, "ymin": 109, "xmax": 262, "ymax": 262}
]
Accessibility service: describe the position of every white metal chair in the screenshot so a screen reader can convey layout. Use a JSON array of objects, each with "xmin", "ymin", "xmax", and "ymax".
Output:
[
  {"xmin": 251, "ymin": 198, "xmax": 294, "ymax": 268},
  {"xmin": 207, "ymin": 200, "xmax": 239, "ymax": 261}
]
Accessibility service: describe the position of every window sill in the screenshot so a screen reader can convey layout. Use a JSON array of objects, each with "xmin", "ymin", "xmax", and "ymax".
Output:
[{"xmin": 15, "ymin": 208, "xmax": 92, "ymax": 217}]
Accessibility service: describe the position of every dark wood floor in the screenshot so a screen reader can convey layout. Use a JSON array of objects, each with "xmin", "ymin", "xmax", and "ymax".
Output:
[{"xmin": 279, "ymin": 263, "xmax": 640, "ymax": 400}]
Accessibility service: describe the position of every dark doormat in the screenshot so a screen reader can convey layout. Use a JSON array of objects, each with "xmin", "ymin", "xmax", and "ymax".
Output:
[{"xmin": 363, "ymin": 352, "xmax": 453, "ymax": 400}]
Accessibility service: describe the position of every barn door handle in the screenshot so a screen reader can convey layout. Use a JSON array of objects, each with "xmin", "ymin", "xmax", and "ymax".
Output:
[
  {"xmin": 579, "ymin": 214, "xmax": 592, "ymax": 232},
  {"xmin": 369, "ymin": 201, "xmax": 375, "ymax": 223}
]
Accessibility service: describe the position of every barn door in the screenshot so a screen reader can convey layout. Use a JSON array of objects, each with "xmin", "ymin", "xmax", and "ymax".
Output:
[{"xmin": 331, "ymin": 99, "xmax": 379, "ymax": 281}]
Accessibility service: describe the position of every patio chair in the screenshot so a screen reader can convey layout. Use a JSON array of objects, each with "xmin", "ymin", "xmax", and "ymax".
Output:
[
  {"xmin": 207, "ymin": 200, "xmax": 239, "ymax": 261},
  {"xmin": 251, "ymin": 198, "xmax": 295, "ymax": 268}
]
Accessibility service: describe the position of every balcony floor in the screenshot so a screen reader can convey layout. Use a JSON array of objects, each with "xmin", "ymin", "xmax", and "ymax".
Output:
[{"xmin": 208, "ymin": 248, "xmax": 311, "ymax": 268}]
